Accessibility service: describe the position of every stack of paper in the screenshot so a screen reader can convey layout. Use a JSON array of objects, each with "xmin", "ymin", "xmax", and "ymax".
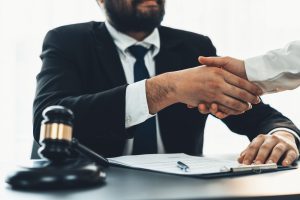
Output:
[{"xmin": 108, "ymin": 153, "xmax": 247, "ymax": 176}]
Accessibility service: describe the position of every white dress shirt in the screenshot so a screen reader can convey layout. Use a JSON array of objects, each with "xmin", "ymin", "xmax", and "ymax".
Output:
[
  {"xmin": 245, "ymin": 41, "xmax": 300, "ymax": 142},
  {"xmin": 105, "ymin": 22, "xmax": 166, "ymax": 155},
  {"xmin": 245, "ymin": 40, "xmax": 300, "ymax": 94}
]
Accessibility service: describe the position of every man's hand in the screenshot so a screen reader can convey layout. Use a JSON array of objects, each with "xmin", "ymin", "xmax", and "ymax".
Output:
[
  {"xmin": 146, "ymin": 66, "xmax": 262, "ymax": 114},
  {"xmin": 195, "ymin": 56, "xmax": 260, "ymax": 118},
  {"xmin": 238, "ymin": 131, "xmax": 299, "ymax": 166}
]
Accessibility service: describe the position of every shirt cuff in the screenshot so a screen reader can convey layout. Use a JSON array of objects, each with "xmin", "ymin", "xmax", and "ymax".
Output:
[
  {"xmin": 245, "ymin": 57, "xmax": 276, "ymax": 94},
  {"xmin": 244, "ymin": 56, "xmax": 300, "ymax": 94},
  {"xmin": 267, "ymin": 128, "xmax": 300, "ymax": 145},
  {"xmin": 125, "ymin": 79, "xmax": 155, "ymax": 128},
  {"xmin": 245, "ymin": 56, "xmax": 269, "ymax": 82}
]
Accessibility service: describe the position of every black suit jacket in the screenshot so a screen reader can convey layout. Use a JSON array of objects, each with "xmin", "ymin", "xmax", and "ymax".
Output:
[{"xmin": 33, "ymin": 22, "xmax": 300, "ymax": 157}]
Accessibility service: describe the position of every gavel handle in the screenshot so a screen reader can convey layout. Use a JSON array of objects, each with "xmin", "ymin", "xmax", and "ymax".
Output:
[{"xmin": 71, "ymin": 138, "xmax": 110, "ymax": 168}]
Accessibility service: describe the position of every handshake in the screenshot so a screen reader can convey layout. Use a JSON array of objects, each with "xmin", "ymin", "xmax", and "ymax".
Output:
[
  {"xmin": 192, "ymin": 56, "xmax": 256, "ymax": 119},
  {"xmin": 146, "ymin": 56, "xmax": 262, "ymax": 119}
]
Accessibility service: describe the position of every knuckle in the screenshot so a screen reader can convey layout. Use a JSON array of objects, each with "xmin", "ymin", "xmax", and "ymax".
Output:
[
  {"xmin": 260, "ymin": 144, "xmax": 270, "ymax": 151},
  {"xmin": 270, "ymin": 134, "xmax": 280, "ymax": 142},
  {"xmin": 274, "ymin": 144, "xmax": 286, "ymax": 153},
  {"xmin": 248, "ymin": 143, "xmax": 259, "ymax": 151},
  {"xmin": 257, "ymin": 134, "xmax": 265, "ymax": 140}
]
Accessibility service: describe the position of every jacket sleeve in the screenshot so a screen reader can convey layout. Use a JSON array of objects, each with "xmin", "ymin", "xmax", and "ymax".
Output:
[
  {"xmin": 33, "ymin": 30, "xmax": 128, "ymax": 144},
  {"xmin": 221, "ymin": 100, "xmax": 300, "ymax": 141}
]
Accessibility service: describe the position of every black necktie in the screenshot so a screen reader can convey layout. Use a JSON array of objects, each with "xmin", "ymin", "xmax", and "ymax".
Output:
[{"xmin": 128, "ymin": 45, "xmax": 157, "ymax": 155}]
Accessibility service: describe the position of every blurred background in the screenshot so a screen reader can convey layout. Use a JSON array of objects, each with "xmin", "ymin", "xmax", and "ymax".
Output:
[{"xmin": 0, "ymin": 0, "xmax": 299, "ymax": 161}]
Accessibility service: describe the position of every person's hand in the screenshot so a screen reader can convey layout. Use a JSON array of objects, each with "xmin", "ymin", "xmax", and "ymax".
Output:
[
  {"xmin": 169, "ymin": 66, "xmax": 261, "ymax": 112},
  {"xmin": 146, "ymin": 66, "xmax": 262, "ymax": 114},
  {"xmin": 238, "ymin": 131, "xmax": 299, "ymax": 166},
  {"xmin": 193, "ymin": 56, "xmax": 259, "ymax": 118}
]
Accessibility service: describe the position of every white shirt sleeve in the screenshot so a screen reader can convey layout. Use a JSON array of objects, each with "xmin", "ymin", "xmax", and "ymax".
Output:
[
  {"xmin": 125, "ymin": 79, "xmax": 155, "ymax": 128},
  {"xmin": 245, "ymin": 41, "xmax": 300, "ymax": 94}
]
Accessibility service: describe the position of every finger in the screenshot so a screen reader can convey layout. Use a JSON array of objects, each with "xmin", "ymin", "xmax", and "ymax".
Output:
[
  {"xmin": 208, "ymin": 104, "xmax": 228, "ymax": 119},
  {"xmin": 223, "ymin": 78, "xmax": 261, "ymax": 105},
  {"xmin": 238, "ymin": 150, "xmax": 247, "ymax": 163},
  {"xmin": 215, "ymin": 95, "xmax": 249, "ymax": 114},
  {"xmin": 198, "ymin": 56, "xmax": 228, "ymax": 67},
  {"xmin": 199, "ymin": 103, "xmax": 229, "ymax": 118},
  {"xmin": 253, "ymin": 138, "xmax": 278, "ymax": 164},
  {"xmin": 223, "ymin": 70, "xmax": 263, "ymax": 97},
  {"xmin": 242, "ymin": 135, "xmax": 266, "ymax": 165},
  {"xmin": 215, "ymin": 104, "xmax": 239, "ymax": 116},
  {"xmin": 209, "ymin": 103, "xmax": 218, "ymax": 115},
  {"xmin": 282, "ymin": 150, "xmax": 298, "ymax": 166},
  {"xmin": 224, "ymin": 83, "xmax": 260, "ymax": 106},
  {"xmin": 266, "ymin": 143, "xmax": 288, "ymax": 164},
  {"xmin": 198, "ymin": 104, "xmax": 210, "ymax": 114},
  {"xmin": 215, "ymin": 112, "xmax": 228, "ymax": 119}
]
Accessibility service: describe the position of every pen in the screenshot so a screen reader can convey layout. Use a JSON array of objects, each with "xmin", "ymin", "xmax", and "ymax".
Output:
[{"xmin": 177, "ymin": 161, "xmax": 190, "ymax": 172}]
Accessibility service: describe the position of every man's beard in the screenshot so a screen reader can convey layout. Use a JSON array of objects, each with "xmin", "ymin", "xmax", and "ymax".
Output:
[{"xmin": 104, "ymin": 0, "xmax": 165, "ymax": 33}]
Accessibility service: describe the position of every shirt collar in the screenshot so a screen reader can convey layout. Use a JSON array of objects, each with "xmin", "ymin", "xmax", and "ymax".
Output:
[{"xmin": 105, "ymin": 21, "xmax": 160, "ymax": 57}]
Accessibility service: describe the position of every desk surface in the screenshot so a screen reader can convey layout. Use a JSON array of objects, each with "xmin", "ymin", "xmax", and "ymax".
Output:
[{"xmin": 1, "ymin": 156, "xmax": 300, "ymax": 200}]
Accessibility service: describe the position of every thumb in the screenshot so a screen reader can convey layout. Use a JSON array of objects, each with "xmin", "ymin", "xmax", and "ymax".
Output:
[{"xmin": 198, "ymin": 56, "xmax": 228, "ymax": 67}]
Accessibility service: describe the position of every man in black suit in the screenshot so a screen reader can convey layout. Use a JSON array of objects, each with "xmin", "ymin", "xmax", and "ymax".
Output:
[{"xmin": 33, "ymin": 0, "xmax": 299, "ymax": 166}]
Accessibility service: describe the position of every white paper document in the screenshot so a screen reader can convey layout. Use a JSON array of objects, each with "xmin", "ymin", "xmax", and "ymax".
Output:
[{"xmin": 108, "ymin": 153, "xmax": 277, "ymax": 176}]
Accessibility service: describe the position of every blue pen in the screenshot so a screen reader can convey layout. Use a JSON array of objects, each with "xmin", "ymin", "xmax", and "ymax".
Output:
[{"xmin": 177, "ymin": 161, "xmax": 190, "ymax": 172}]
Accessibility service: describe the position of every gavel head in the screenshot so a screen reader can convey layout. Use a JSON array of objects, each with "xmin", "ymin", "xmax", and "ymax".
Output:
[{"xmin": 38, "ymin": 105, "xmax": 74, "ymax": 162}]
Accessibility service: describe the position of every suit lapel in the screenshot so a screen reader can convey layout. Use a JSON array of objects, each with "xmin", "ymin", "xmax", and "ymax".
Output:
[{"xmin": 93, "ymin": 23, "xmax": 127, "ymax": 87}]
